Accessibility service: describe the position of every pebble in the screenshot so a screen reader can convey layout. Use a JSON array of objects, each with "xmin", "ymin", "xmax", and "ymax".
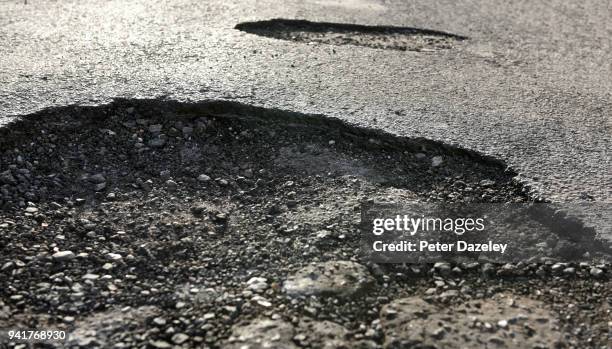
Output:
[
  {"xmin": 246, "ymin": 277, "xmax": 268, "ymax": 292},
  {"xmin": 197, "ymin": 174, "xmax": 211, "ymax": 182},
  {"xmin": 563, "ymin": 267, "xmax": 576, "ymax": 275},
  {"xmin": 102, "ymin": 263, "xmax": 114, "ymax": 270},
  {"xmin": 589, "ymin": 267, "xmax": 604, "ymax": 278},
  {"xmin": 314, "ymin": 229, "xmax": 333, "ymax": 243},
  {"xmin": 433, "ymin": 262, "xmax": 452, "ymax": 276},
  {"xmin": 107, "ymin": 253, "xmax": 122, "ymax": 260},
  {"xmin": 52, "ymin": 251, "xmax": 75, "ymax": 261},
  {"xmin": 253, "ymin": 296, "xmax": 273, "ymax": 307},
  {"xmin": 171, "ymin": 333, "xmax": 189, "ymax": 344},
  {"xmin": 431, "ymin": 156, "xmax": 444, "ymax": 167},
  {"xmin": 153, "ymin": 317, "xmax": 166, "ymax": 326},
  {"xmin": 82, "ymin": 274, "xmax": 100, "ymax": 280},
  {"xmin": 1, "ymin": 261, "xmax": 14, "ymax": 271},
  {"xmin": 149, "ymin": 340, "xmax": 172, "ymax": 349},
  {"xmin": 439, "ymin": 290, "xmax": 459, "ymax": 299},
  {"xmin": 165, "ymin": 180, "xmax": 178, "ymax": 191}
]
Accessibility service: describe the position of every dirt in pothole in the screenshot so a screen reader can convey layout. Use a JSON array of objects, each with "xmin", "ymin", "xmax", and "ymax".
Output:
[
  {"xmin": 0, "ymin": 100, "xmax": 609, "ymax": 348},
  {"xmin": 235, "ymin": 19, "xmax": 466, "ymax": 52}
]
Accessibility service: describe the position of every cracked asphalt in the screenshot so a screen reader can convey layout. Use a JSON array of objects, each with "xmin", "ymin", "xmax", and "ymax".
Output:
[{"xmin": 0, "ymin": 0, "xmax": 610, "ymax": 239}]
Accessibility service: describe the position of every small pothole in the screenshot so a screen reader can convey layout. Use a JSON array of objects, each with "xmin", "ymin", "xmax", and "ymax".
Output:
[{"xmin": 235, "ymin": 19, "xmax": 467, "ymax": 51}]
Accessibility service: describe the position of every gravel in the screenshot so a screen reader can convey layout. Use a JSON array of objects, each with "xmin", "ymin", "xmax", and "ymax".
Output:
[{"xmin": 0, "ymin": 101, "xmax": 609, "ymax": 348}]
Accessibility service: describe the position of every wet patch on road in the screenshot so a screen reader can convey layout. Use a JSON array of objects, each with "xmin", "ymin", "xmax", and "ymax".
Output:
[{"xmin": 235, "ymin": 19, "xmax": 467, "ymax": 51}]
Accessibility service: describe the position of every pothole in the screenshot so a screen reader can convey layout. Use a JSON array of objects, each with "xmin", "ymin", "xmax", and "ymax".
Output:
[
  {"xmin": 235, "ymin": 19, "xmax": 466, "ymax": 51},
  {"xmin": 0, "ymin": 99, "xmax": 523, "ymax": 212},
  {"xmin": 0, "ymin": 99, "xmax": 608, "ymax": 348}
]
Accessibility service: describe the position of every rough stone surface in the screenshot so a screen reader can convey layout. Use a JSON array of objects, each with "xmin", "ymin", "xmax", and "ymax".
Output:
[
  {"xmin": 224, "ymin": 319, "xmax": 298, "ymax": 349},
  {"xmin": 381, "ymin": 294, "xmax": 566, "ymax": 349},
  {"xmin": 67, "ymin": 306, "xmax": 158, "ymax": 347},
  {"xmin": 284, "ymin": 261, "xmax": 374, "ymax": 298},
  {"xmin": 225, "ymin": 318, "xmax": 372, "ymax": 349},
  {"xmin": 297, "ymin": 319, "xmax": 376, "ymax": 349}
]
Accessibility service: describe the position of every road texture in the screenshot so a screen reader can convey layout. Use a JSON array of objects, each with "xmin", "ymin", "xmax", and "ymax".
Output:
[
  {"xmin": 0, "ymin": 1, "xmax": 611, "ymax": 347},
  {"xmin": 1, "ymin": 0, "xmax": 610, "ymax": 201}
]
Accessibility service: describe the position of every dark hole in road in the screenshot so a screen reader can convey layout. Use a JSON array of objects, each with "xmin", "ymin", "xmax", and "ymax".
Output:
[
  {"xmin": 0, "ymin": 99, "xmax": 608, "ymax": 347},
  {"xmin": 235, "ymin": 19, "xmax": 467, "ymax": 51},
  {"xmin": 0, "ymin": 99, "xmax": 522, "ymax": 213}
]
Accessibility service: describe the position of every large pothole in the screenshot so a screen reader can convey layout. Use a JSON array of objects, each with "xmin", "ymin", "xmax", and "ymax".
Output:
[
  {"xmin": 0, "ymin": 100, "xmax": 609, "ymax": 348},
  {"xmin": 0, "ymin": 99, "xmax": 525, "ymax": 212},
  {"xmin": 235, "ymin": 19, "xmax": 466, "ymax": 51}
]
